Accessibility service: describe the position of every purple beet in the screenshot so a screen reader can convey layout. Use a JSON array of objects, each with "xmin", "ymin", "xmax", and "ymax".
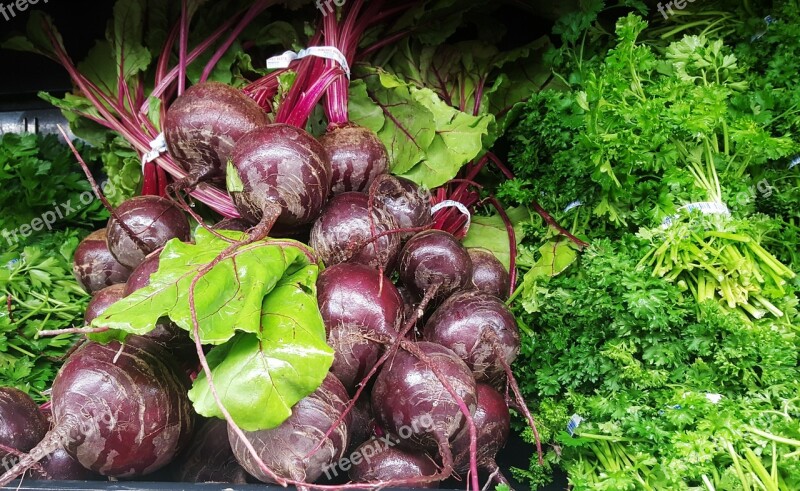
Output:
[
  {"xmin": 467, "ymin": 248, "xmax": 510, "ymax": 300},
  {"xmin": 309, "ymin": 192, "xmax": 401, "ymax": 271},
  {"xmin": 228, "ymin": 124, "xmax": 331, "ymax": 234},
  {"xmin": 0, "ymin": 388, "xmax": 48, "ymax": 462},
  {"xmin": 398, "ymin": 230, "xmax": 472, "ymax": 300},
  {"xmin": 84, "ymin": 284, "xmax": 126, "ymax": 324},
  {"xmin": 347, "ymin": 398, "xmax": 376, "ymax": 455},
  {"xmin": 228, "ymin": 373, "xmax": 351, "ymax": 484},
  {"xmin": 122, "ymin": 250, "xmax": 162, "ymax": 296},
  {"xmin": 0, "ymin": 337, "xmax": 194, "ymax": 485},
  {"xmin": 30, "ymin": 446, "xmax": 103, "ymax": 481},
  {"xmin": 371, "ymin": 342, "xmax": 477, "ymax": 455},
  {"xmin": 72, "ymin": 229, "xmax": 131, "ymax": 294},
  {"xmin": 106, "ymin": 196, "xmax": 191, "ymax": 270},
  {"xmin": 319, "ymin": 123, "xmax": 389, "ymax": 195},
  {"xmin": 317, "ymin": 263, "xmax": 403, "ymax": 393},
  {"xmin": 451, "ymin": 384, "xmax": 510, "ymax": 478},
  {"xmin": 348, "ymin": 438, "xmax": 440, "ymax": 488},
  {"xmin": 164, "ymin": 81, "xmax": 269, "ymax": 186},
  {"xmin": 369, "ymin": 174, "xmax": 433, "ymax": 240},
  {"xmin": 171, "ymin": 419, "xmax": 247, "ymax": 483},
  {"xmin": 423, "ymin": 290, "xmax": 519, "ymax": 385}
]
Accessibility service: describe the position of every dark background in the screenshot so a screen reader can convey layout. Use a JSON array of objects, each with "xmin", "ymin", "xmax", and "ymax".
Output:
[{"xmin": 0, "ymin": 0, "xmax": 113, "ymax": 111}]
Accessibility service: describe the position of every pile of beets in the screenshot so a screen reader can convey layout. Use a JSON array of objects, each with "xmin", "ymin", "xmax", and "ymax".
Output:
[{"xmin": 0, "ymin": 80, "xmax": 539, "ymax": 490}]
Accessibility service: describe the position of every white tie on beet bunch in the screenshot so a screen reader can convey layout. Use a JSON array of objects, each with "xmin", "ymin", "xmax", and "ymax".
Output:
[
  {"xmin": 431, "ymin": 200, "xmax": 472, "ymax": 235},
  {"xmin": 141, "ymin": 132, "xmax": 168, "ymax": 171},
  {"xmin": 266, "ymin": 46, "xmax": 351, "ymax": 79}
]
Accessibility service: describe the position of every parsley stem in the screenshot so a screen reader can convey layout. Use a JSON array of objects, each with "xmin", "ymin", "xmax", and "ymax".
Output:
[
  {"xmin": 7, "ymin": 342, "xmax": 36, "ymax": 358},
  {"xmin": 747, "ymin": 428, "xmax": 800, "ymax": 447},
  {"xmin": 576, "ymin": 432, "xmax": 639, "ymax": 442},
  {"xmin": 724, "ymin": 439, "xmax": 752, "ymax": 491}
]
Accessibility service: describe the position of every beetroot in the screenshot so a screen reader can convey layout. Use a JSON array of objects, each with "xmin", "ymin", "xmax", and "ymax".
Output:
[
  {"xmin": 122, "ymin": 249, "xmax": 162, "ymax": 296},
  {"xmin": 228, "ymin": 373, "xmax": 351, "ymax": 484},
  {"xmin": 451, "ymin": 384, "xmax": 510, "ymax": 477},
  {"xmin": 371, "ymin": 342, "xmax": 476, "ymax": 453},
  {"xmin": 319, "ymin": 123, "xmax": 389, "ymax": 195},
  {"xmin": 84, "ymin": 284, "xmax": 126, "ymax": 324},
  {"xmin": 347, "ymin": 398, "xmax": 376, "ymax": 455},
  {"xmin": 369, "ymin": 174, "xmax": 433, "ymax": 240},
  {"xmin": 348, "ymin": 438, "xmax": 440, "ymax": 488},
  {"xmin": 72, "ymin": 229, "xmax": 131, "ymax": 293},
  {"xmin": 0, "ymin": 337, "xmax": 194, "ymax": 484},
  {"xmin": 423, "ymin": 290, "xmax": 519, "ymax": 385},
  {"xmin": 171, "ymin": 419, "xmax": 247, "ymax": 483},
  {"xmin": 164, "ymin": 81, "xmax": 269, "ymax": 186},
  {"xmin": 31, "ymin": 447, "xmax": 102, "ymax": 481},
  {"xmin": 398, "ymin": 230, "xmax": 472, "ymax": 300},
  {"xmin": 106, "ymin": 196, "xmax": 191, "ymax": 270},
  {"xmin": 0, "ymin": 388, "xmax": 48, "ymax": 461},
  {"xmin": 467, "ymin": 248, "xmax": 510, "ymax": 300},
  {"xmin": 228, "ymin": 124, "xmax": 331, "ymax": 233},
  {"xmin": 310, "ymin": 192, "xmax": 401, "ymax": 271},
  {"xmin": 317, "ymin": 264, "xmax": 403, "ymax": 392}
]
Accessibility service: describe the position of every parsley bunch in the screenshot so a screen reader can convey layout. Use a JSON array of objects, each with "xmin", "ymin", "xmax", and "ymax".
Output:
[
  {"xmin": 513, "ymin": 238, "xmax": 799, "ymax": 489},
  {"xmin": 0, "ymin": 133, "xmax": 108, "ymax": 401}
]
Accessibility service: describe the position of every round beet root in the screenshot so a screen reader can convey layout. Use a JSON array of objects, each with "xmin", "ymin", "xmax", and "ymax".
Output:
[
  {"xmin": 310, "ymin": 192, "xmax": 401, "ymax": 271},
  {"xmin": 467, "ymin": 248, "xmax": 510, "ymax": 300},
  {"xmin": 228, "ymin": 373, "xmax": 351, "ymax": 484},
  {"xmin": 84, "ymin": 284, "xmax": 126, "ymax": 324},
  {"xmin": 347, "ymin": 398, "xmax": 376, "ymax": 455},
  {"xmin": 51, "ymin": 338, "xmax": 194, "ymax": 477},
  {"xmin": 170, "ymin": 419, "xmax": 247, "ymax": 483},
  {"xmin": 317, "ymin": 263, "xmax": 403, "ymax": 392},
  {"xmin": 106, "ymin": 196, "xmax": 191, "ymax": 270},
  {"xmin": 423, "ymin": 290, "xmax": 519, "ymax": 384},
  {"xmin": 164, "ymin": 81, "xmax": 268, "ymax": 183},
  {"xmin": 348, "ymin": 438, "xmax": 440, "ymax": 488},
  {"xmin": 451, "ymin": 383, "xmax": 510, "ymax": 476},
  {"xmin": 369, "ymin": 175, "xmax": 433, "ymax": 240},
  {"xmin": 228, "ymin": 124, "xmax": 331, "ymax": 232},
  {"xmin": 73, "ymin": 229, "xmax": 131, "ymax": 294},
  {"xmin": 122, "ymin": 250, "xmax": 161, "ymax": 296},
  {"xmin": 0, "ymin": 388, "xmax": 48, "ymax": 458},
  {"xmin": 371, "ymin": 342, "xmax": 477, "ymax": 452},
  {"xmin": 398, "ymin": 230, "xmax": 472, "ymax": 300},
  {"xmin": 320, "ymin": 123, "xmax": 389, "ymax": 195},
  {"xmin": 31, "ymin": 446, "xmax": 102, "ymax": 481}
]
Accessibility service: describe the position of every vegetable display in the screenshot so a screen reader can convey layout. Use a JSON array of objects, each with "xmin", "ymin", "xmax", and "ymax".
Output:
[{"xmin": 0, "ymin": 0, "xmax": 797, "ymax": 490}]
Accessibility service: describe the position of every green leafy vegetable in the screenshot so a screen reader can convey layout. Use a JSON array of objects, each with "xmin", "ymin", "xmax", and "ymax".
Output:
[
  {"xmin": 92, "ymin": 228, "xmax": 333, "ymax": 430},
  {"xmin": 461, "ymin": 206, "xmax": 529, "ymax": 271},
  {"xmin": 349, "ymin": 68, "xmax": 493, "ymax": 188}
]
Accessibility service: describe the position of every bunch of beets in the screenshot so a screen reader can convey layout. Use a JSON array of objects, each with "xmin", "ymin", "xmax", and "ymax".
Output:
[{"xmin": 0, "ymin": 79, "xmax": 539, "ymax": 490}]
